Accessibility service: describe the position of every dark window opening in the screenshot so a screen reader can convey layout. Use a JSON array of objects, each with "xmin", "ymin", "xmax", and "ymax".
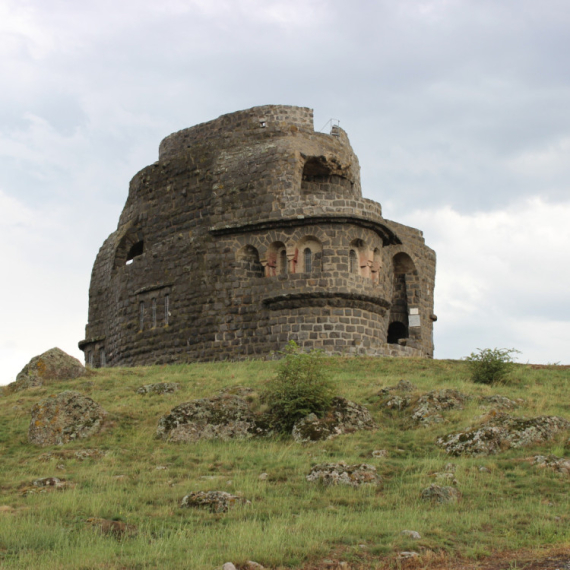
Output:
[
  {"xmin": 387, "ymin": 321, "xmax": 408, "ymax": 344},
  {"xmin": 349, "ymin": 249, "xmax": 358, "ymax": 274},
  {"xmin": 304, "ymin": 248, "xmax": 312, "ymax": 273},
  {"xmin": 280, "ymin": 250, "xmax": 287, "ymax": 275},
  {"xmin": 302, "ymin": 157, "xmax": 352, "ymax": 194},
  {"xmin": 152, "ymin": 299, "xmax": 157, "ymax": 328},
  {"xmin": 139, "ymin": 301, "xmax": 144, "ymax": 330},
  {"xmin": 126, "ymin": 241, "xmax": 144, "ymax": 264},
  {"xmin": 99, "ymin": 348, "xmax": 106, "ymax": 367},
  {"xmin": 164, "ymin": 294, "xmax": 170, "ymax": 326}
]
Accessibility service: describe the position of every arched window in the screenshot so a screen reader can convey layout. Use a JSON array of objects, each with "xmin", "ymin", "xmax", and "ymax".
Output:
[
  {"xmin": 126, "ymin": 241, "xmax": 144, "ymax": 265},
  {"xmin": 387, "ymin": 322, "xmax": 408, "ymax": 344},
  {"xmin": 349, "ymin": 250, "xmax": 358, "ymax": 274},
  {"xmin": 280, "ymin": 249, "xmax": 287, "ymax": 275},
  {"xmin": 304, "ymin": 248, "xmax": 312, "ymax": 273}
]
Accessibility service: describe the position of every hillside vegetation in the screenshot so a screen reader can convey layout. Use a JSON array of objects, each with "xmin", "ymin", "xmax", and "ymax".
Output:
[{"xmin": 1, "ymin": 357, "xmax": 570, "ymax": 569}]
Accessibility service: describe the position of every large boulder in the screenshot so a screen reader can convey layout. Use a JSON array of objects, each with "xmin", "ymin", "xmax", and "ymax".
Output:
[
  {"xmin": 8, "ymin": 348, "xmax": 85, "ymax": 393},
  {"xmin": 306, "ymin": 462, "xmax": 380, "ymax": 487},
  {"xmin": 420, "ymin": 484, "xmax": 461, "ymax": 504},
  {"xmin": 156, "ymin": 390, "xmax": 268, "ymax": 443},
  {"xmin": 437, "ymin": 414, "xmax": 570, "ymax": 456},
  {"xmin": 411, "ymin": 389, "xmax": 469, "ymax": 426},
  {"xmin": 292, "ymin": 397, "xmax": 377, "ymax": 443},
  {"xmin": 29, "ymin": 391, "xmax": 107, "ymax": 447}
]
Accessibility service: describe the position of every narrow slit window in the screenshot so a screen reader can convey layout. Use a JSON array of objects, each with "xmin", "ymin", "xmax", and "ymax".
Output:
[
  {"xmin": 280, "ymin": 250, "xmax": 287, "ymax": 275},
  {"xmin": 164, "ymin": 294, "xmax": 170, "ymax": 326},
  {"xmin": 349, "ymin": 250, "xmax": 358, "ymax": 274},
  {"xmin": 152, "ymin": 299, "xmax": 157, "ymax": 328},
  {"xmin": 87, "ymin": 351, "xmax": 93, "ymax": 367},
  {"xmin": 100, "ymin": 348, "xmax": 106, "ymax": 367},
  {"xmin": 304, "ymin": 248, "xmax": 312, "ymax": 273},
  {"xmin": 139, "ymin": 301, "xmax": 144, "ymax": 330}
]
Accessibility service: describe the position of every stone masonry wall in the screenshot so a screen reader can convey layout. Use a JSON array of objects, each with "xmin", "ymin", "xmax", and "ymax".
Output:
[{"xmin": 79, "ymin": 105, "xmax": 436, "ymax": 367}]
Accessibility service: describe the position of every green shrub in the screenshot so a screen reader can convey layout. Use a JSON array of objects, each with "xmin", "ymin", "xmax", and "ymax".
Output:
[
  {"xmin": 262, "ymin": 341, "xmax": 336, "ymax": 431},
  {"xmin": 465, "ymin": 347, "xmax": 520, "ymax": 384}
]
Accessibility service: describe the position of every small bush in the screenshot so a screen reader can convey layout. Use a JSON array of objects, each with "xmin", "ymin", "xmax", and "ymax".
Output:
[
  {"xmin": 465, "ymin": 347, "xmax": 520, "ymax": 384},
  {"xmin": 262, "ymin": 341, "xmax": 336, "ymax": 432}
]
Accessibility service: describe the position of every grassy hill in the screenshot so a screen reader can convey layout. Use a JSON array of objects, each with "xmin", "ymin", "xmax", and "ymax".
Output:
[{"xmin": 1, "ymin": 357, "xmax": 570, "ymax": 569}]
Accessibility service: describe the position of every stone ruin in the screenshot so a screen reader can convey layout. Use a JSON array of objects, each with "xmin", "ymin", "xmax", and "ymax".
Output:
[{"xmin": 79, "ymin": 105, "xmax": 436, "ymax": 367}]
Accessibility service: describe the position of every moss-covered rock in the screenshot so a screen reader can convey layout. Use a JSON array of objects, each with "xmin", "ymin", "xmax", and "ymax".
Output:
[
  {"xmin": 306, "ymin": 461, "xmax": 380, "ymax": 487},
  {"xmin": 180, "ymin": 491, "xmax": 248, "ymax": 513},
  {"xmin": 136, "ymin": 382, "xmax": 180, "ymax": 395},
  {"xmin": 437, "ymin": 414, "xmax": 570, "ymax": 456},
  {"xmin": 420, "ymin": 484, "xmax": 461, "ymax": 504},
  {"xmin": 7, "ymin": 348, "xmax": 85, "ymax": 393},
  {"xmin": 28, "ymin": 391, "xmax": 107, "ymax": 447},
  {"xmin": 292, "ymin": 397, "xmax": 377, "ymax": 443}
]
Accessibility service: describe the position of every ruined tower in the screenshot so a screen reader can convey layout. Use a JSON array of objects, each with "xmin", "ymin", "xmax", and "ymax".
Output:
[{"xmin": 79, "ymin": 105, "xmax": 436, "ymax": 367}]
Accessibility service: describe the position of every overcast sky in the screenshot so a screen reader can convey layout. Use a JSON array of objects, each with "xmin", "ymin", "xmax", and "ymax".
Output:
[{"xmin": 1, "ymin": 0, "xmax": 569, "ymax": 384}]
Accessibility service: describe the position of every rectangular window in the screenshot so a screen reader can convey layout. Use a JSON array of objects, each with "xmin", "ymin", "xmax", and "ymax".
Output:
[
  {"xmin": 152, "ymin": 298, "xmax": 157, "ymax": 328},
  {"xmin": 164, "ymin": 294, "xmax": 170, "ymax": 325},
  {"xmin": 139, "ymin": 301, "xmax": 144, "ymax": 330},
  {"xmin": 100, "ymin": 348, "xmax": 106, "ymax": 367}
]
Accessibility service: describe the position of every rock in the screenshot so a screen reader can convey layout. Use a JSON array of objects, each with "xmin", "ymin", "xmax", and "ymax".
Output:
[
  {"xmin": 479, "ymin": 395, "xmax": 520, "ymax": 410},
  {"xmin": 28, "ymin": 391, "xmax": 107, "ymax": 447},
  {"xmin": 21, "ymin": 477, "xmax": 74, "ymax": 496},
  {"xmin": 401, "ymin": 530, "xmax": 421, "ymax": 540},
  {"xmin": 33, "ymin": 477, "xmax": 66, "ymax": 488},
  {"xmin": 258, "ymin": 472, "xmax": 268, "ymax": 480},
  {"xmin": 136, "ymin": 382, "xmax": 180, "ymax": 395},
  {"xmin": 372, "ymin": 449, "xmax": 388, "ymax": 458},
  {"xmin": 532, "ymin": 454, "xmax": 570, "ymax": 475},
  {"xmin": 420, "ymin": 484, "xmax": 461, "ymax": 504},
  {"xmin": 156, "ymin": 390, "xmax": 269, "ymax": 443},
  {"xmin": 384, "ymin": 395, "xmax": 412, "ymax": 411},
  {"xmin": 306, "ymin": 462, "xmax": 380, "ymax": 487},
  {"xmin": 38, "ymin": 448, "xmax": 106, "ymax": 462},
  {"xmin": 87, "ymin": 517, "xmax": 137, "ymax": 538},
  {"xmin": 397, "ymin": 551, "xmax": 419, "ymax": 560},
  {"xmin": 437, "ymin": 414, "xmax": 570, "ymax": 456},
  {"xmin": 379, "ymin": 379, "xmax": 417, "ymax": 395},
  {"xmin": 479, "ymin": 466, "xmax": 491, "ymax": 473},
  {"xmin": 244, "ymin": 562, "xmax": 265, "ymax": 570},
  {"xmin": 292, "ymin": 397, "xmax": 377, "ymax": 443},
  {"xmin": 180, "ymin": 491, "xmax": 248, "ymax": 513},
  {"xmin": 222, "ymin": 564, "xmax": 237, "ymax": 570},
  {"xmin": 7, "ymin": 348, "xmax": 86, "ymax": 393},
  {"xmin": 411, "ymin": 389, "xmax": 469, "ymax": 426},
  {"xmin": 433, "ymin": 472, "xmax": 458, "ymax": 486}
]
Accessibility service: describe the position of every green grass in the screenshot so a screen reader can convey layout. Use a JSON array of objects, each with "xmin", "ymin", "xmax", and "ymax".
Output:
[{"xmin": 1, "ymin": 358, "xmax": 570, "ymax": 569}]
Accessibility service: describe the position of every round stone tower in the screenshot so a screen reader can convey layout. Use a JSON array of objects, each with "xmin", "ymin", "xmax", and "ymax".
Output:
[{"xmin": 79, "ymin": 105, "xmax": 436, "ymax": 367}]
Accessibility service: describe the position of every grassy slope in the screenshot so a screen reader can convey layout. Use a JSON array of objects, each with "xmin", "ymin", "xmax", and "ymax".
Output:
[{"xmin": 1, "ymin": 357, "xmax": 570, "ymax": 569}]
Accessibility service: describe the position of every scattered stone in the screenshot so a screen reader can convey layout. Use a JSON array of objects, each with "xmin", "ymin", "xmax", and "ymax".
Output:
[
  {"xmin": 258, "ymin": 472, "xmax": 268, "ymax": 480},
  {"xmin": 244, "ymin": 562, "xmax": 265, "ymax": 570},
  {"xmin": 420, "ymin": 484, "xmax": 461, "ymax": 504},
  {"xmin": 21, "ymin": 477, "xmax": 74, "ymax": 496},
  {"xmin": 306, "ymin": 462, "xmax": 380, "ymax": 487},
  {"xmin": 33, "ymin": 477, "xmax": 66, "ymax": 488},
  {"xmin": 7, "ymin": 348, "xmax": 86, "ymax": 393},
  {"xmin": 155, "ymin": 465, "xmax": 168, "ymax": 470},
  {"xmin": 444, "ymin": 463, "xmax": 456, "ymax": 472},
  {"xmin": 384, "ymin": 395, "xmax": 412, "ymax": 411},
  {"xmin": 433, "ymin": 472, "xmax": 458, "ymax": 486},
  {"xmin": 437, "ymin": 414, "xmax": 570, "ymax": 456},
  {"xmin": 479, "ymin": 466, "xmax": 491, "ymax": 473},
  {"xmin": 379, "ymin": 380, "xmax": 417, "ymax": 395},
  {"xmin": 479, "ymin": 395, "xmax": 520, "ymax": 410},
  {"xmin": 222, "ymin": 564, "xmax": 237, "ymax": 570},
  {"xmin": 292, "ymin": 397, "xmax": 377, "ymax": 443},
  {"xmin": 87, "ymin": 517, "xmax": 137, "ymax": 538},
  {"xmin": 180, "ymin": 491, "xmax": 248, "ymax": 513},
  {"xmin": 401, "ymin": 530, "xmax": 421, "ymax": 540},
  {"xmin": 29, "ymin": 391, "xmax": 107, "ymax": 447},
  {"xmin": 397, "ymin": 551, "xmax": 419, "ymax": 559},
  {"xmin": 38, "ymin": 449, "xmax": 106, "ymax": 462},
  {"xmin": 156, "ymin": 389, "xmax": 269, "ymax": 443},
  {"xmin": 411, "ymin": 389, "xmax": 469, "ymax": 426},
  {"xmin": 532, "ymin": 454, "xmax": 570, "ymax": 475},
  {"xmin": 136, "ymin": 382, "xmax": 180, "ymax": 395},
  {"xmin": 372, "ymin": 449, "xmax": 388, "ymax": 458}
]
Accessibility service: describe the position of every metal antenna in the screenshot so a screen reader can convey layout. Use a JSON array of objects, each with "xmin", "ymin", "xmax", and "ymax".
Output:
[{"xmin": 318, "ymin": 118, "xmax": 341, "ymax": 133}]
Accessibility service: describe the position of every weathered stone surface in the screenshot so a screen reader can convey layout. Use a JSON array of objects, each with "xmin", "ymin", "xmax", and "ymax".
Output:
[
  {"xmin": 532, "ymin": 454, "xmax": 570, "ymax": 475},
  {"xmin": 79, "ymin": 105, "xmax": 436, "ymax": 369},
  {"xmin": 156, "ymin": 391, "xmax": 268, "ymax": 442},
  {"xmin": 292, "ymin": 397, "xmax": 376, "ymax": 442},
  {"xmin": 437, "ymin": 414, "xmax": 570, "ymax": 456},
  {"xmin": 479, "ymin": 395, "xmax": 521, "ymax": 410},
  {"xmin": 379, "ymin": 379, "xmax": 417, "ymax": 395},
  {"xmin": 420, "ymin": 484, "xmax": 461, "ymax": 503},
  {"xmin": 28, "ymin": 391, "xmax": 107, "ymax": 447},
  {"xmin": 180, "ymin": 491, "xmax": 247, "ymax": 513},
  {"xmin": 20, "ymin": 477, "xmax": 75, "ymax": 496},
  {"xmin": 306, "ymin": 462, "xmax": 380, "ymax": 487},
  {"xmin": 401, "ymin": 530, "xmax": 421, "ymax": 540},
  {"xmin": 38, "ymin": 448, "xmax": 106, "ymax": 462},
  {"xmin": 411, "ymin": 389, "xmax": 468, "ymax": 426},
  {"xmin": 136, "ymin": 382, "xmax": 180, "ymax": 394},
  {"xmin": 7, "ymin": 348, "xmax": 85, "ymax": 393}
]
